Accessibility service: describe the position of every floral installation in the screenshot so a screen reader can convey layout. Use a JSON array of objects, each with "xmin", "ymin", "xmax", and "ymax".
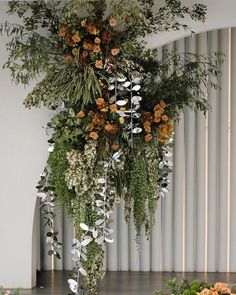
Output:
[
  {"xmin": 154, "ymin": 279, "xmax": 234, "ymax": 295},
  {"xmin": 0, "ymin": 0, "xmax": 223, "ymax": 294}
]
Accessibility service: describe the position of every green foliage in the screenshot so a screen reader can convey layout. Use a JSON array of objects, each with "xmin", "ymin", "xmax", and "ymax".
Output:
[
  {"xmin": 123, "ymin": 141, "xmax": 172, "ymax": 239},
  {"xmin": 154, "ymin": 279, "xmax": 212, "ymax": 295},
  {"xmin": 48, "ymin": 142, "xmax": 76, "ymax": 216},
  {"xmin": 82, "ymin": 242, "xmax": 105, "ymax": 294}
]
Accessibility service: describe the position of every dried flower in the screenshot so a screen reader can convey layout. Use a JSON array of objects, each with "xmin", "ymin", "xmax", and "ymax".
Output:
[{"xmin": 77, "ymin": 111, "xmax": 85, "ymax": 118}]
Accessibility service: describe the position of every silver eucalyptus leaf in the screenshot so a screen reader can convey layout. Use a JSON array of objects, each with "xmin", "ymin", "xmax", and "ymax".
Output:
[
  {"xmin": 122, "ymin": 81, "xmax": 131, "ymax": 87},
  {"xmin": 81, "ymin": 239, "xmax": 91, "ymax": 247},
  {"xmin": 108, "ymin": 85, "xmax": 115, "ymax": 90},
  {"xmin": 117, "ymin": 77, "xmax": 126, "ymax": 82},
  {"xmin": 95, "ymin": 236, "xmax": 104, "ymax": 245},
  {"xmin": 116, "ymin": 110, "xmax": 126, "ymax": 117},
  {"xmin": 105, "ymin": 237, "xmax": 114, "ymax": 243},
  {"xmin": 80, "ymin": 223, "xmax": 89, "ymax": 231},
  {"xmin": 132, "ymin": 77, "xmax": 142, "ymax": 84},
  {"xmin": 95, "ymin": 219, "xmax": 104, "ymax": 226},
  {"xmin": 132, "ymin": 85, "xmax": 141, "ymax": 91},
  {"xmin": 97, "ymin": 178, "xmax": 106, "ymax": 184},
  {"xmin": 79, "ymin": 267, "xmax": 88, "ymax": 276},
  {"xmin": 132, "ymin": 127, "xmax": 142, "ymax": 134},
  {"xmin": 116, "ymin": 100, "xmax": 127, "ymax": 106}
]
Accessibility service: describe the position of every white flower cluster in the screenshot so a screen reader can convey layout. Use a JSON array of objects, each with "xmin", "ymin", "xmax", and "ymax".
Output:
[{"xmin": 65, "ymin": 141, "xmax": 98, "ymax": 196}]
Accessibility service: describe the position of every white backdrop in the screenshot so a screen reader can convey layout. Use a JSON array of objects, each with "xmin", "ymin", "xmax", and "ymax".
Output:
[{"xmin": 41, "ymin": 28, "xmax": 236, "ymax": 273}]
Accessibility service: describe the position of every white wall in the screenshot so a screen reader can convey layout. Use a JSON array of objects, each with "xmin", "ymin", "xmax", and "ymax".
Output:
[
  {"xmin": 0, "ymin": 2, "xmax": 50, "ymax": 288},
  {"xmin": 1, "ymin": 0, "xmax": 236, "ymax": 289},
  {"xmin": 145, "ymin": 0, "xmax": 236, "ymax": 47}
]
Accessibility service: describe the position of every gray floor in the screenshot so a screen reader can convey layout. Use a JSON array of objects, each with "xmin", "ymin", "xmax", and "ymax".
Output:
[{"xmin": 13, "ymin": 271, "xmax": 236, "ymax": 295}]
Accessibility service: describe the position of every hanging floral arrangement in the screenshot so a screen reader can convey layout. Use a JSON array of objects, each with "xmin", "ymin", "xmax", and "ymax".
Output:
[{"xmin": 0, "ymin": 0, "xmax": 222, "ymax": 294}]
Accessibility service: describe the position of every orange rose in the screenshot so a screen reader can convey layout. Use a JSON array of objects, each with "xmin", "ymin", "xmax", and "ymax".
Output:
[
  {"xmin": 95, "ymin": 60, "xmax": 103, "ymax": 68},
  {"xmin": 161, "ymin": 114, "xmax": 169, "ymax": 122},
  {"xmin": 154, "ymin": 104, "xmax": 163, "ymax": 112},
  {"xmin": 89, "ymin": 131, "xmax": 99, "ymax": 140},
  {"xmin": 64, "ymin": 55, "xmax": 73, "ymax": 63},
  {"xmin": 144, "ymin": 122, "xmax": 151, "ymax": 133},
  {"xmin": 59, "ymin": 25, "xmax": 67, "ymax": 37},
  {"xmin": 145, "ymin": 134, "xmax": 153, "ymax": 142},
  {"xmin": 111, "ymin": 144, "xmax": 119, "ymax": 150},
  {"xmin": 159, "ymin": 136, "xmax": 169, "ymax": 143},
  {"xmin": 110, "ymin": 104, "xmax": 117, "ymax": 113},
  {"xmin": 105, "ymin": 124, "xmax": 113, "ymax": 132},
  {"xmin": 94, "ymin": 37, "xmax": 101, "ymax": 44},
  {"xmin": 93, "ymin": 45, "xmax": 101, "ymax": 54},
  {"xmin": 71, "ymin": 32, "xmax": 81, "ymax": 43},
  {"xmin": 77, "ymin": 111, "xmax": 85, "ymax": 118},
  {"xmin": 86, "ymin": 24, "xmax": 99, "ymax": 35},
  {"xmin": 83, "ymin": 41, "xmax": 93, "ymax": 50},
  {"xmin": 154, "ymin": 109, "xmax": 161, "ymax": 118},
  {"xmin": 160, "ymin": 100, "xmax": 167, "ymax": 108},
  {"xmin": 109, "ymin": 17, "xmax": 117, "ymax": 27},
  {"xmin": 96, "ymin": 97, "xmax": 105, "ymax": 107},
  {"xmin": 111, "ymin": 48, "xmax": 120, "ymax": 56},
  {"xmin": 154, "ymin": 117, "xmax": 161, "ymax": 123}
]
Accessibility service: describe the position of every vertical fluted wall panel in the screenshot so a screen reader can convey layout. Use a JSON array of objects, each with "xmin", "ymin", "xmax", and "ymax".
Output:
[
  {"xmin": 230, "ymin": 28, "xmax": 236, "ymax": 272},
  {"xmin": 41, "ymin": 28, "xmax": 236, "ymax": 272},
  {"xmin": 207, "ymin": 30, "xmax": 219, "ymax": 272},
  {"xmin": 184, "ymin": 36, "xmax": 197, "ymax": 272}
]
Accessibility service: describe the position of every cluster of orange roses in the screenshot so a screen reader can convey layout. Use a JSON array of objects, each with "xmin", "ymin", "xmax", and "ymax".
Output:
[
  {"xmin": 142, "ymin": 100, "xmax": 173, "ymax": 143},
  {"xmin": 200, "ymin": 282, "xmax": 231, "ymax": 295},
  {"xmin": 76, "ymin": 97, "xmax": 127, "ymax": 150},
  {"xmin": 58, "ymin": 17, "xmax": 120, "ymax": 68}
]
